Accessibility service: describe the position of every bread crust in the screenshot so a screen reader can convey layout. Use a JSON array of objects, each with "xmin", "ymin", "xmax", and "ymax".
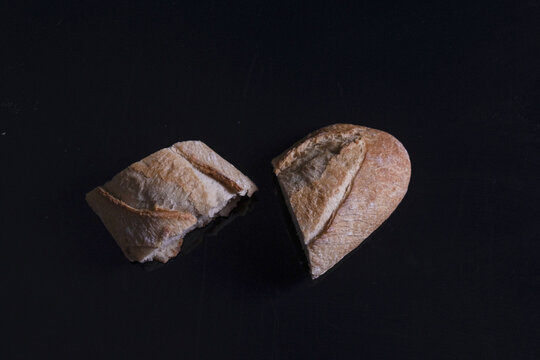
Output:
[
  {"xmin": 172, "ymin": 141, "xmax": 257, "ymax": 196},
  {"xmin": 273, "ymin": 124, "xmax": 411, "ymax": 278},
  {"xmin": 86, "ymin": 141, "xmax": 257, "ymax": 263},
  {"xmin": 86, "ymin": 187, "xmax": 197, "ymax": 262}
]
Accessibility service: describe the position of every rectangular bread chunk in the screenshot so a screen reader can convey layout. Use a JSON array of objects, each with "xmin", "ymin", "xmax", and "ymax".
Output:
[{"xmin": 86, "ymin": 141, "xmax": 257, "ymax": 263}]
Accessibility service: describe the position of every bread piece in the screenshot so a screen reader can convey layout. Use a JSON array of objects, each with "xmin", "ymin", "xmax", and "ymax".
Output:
[
  {"xmin": 272, "ymin": 124, "xmax": 411, "ymax": 278},
  {"xmin": 86, "ymin": 141, "xmax": 257, "ymax": 263}
]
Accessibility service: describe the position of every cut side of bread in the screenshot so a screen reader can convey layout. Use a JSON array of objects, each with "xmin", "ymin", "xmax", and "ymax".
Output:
[
  {"xmin": 86, "ymin": 141, "xmax": 257, "ymax": 263},
  {"xmin": 272, "ymin": 124, "xmax": 411, "ymax": 278}
]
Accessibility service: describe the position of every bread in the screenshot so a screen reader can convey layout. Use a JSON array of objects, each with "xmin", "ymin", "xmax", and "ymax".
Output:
[
  {"xmin": 86, "ymin": 141, "xmax": 257, "ymax": 263},
  {"xmin": 272, "ymin": 124, "xmax": 411, "ymax": 278}
]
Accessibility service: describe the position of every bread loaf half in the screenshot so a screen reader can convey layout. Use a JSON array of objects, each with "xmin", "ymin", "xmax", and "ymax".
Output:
[
  {"xmin": 86, "ymin": 141, "xmax": 257, "ymax": 263},
  {"xmin": 272, "ymin": 124, "xmax": 411, "ymax": 278}
]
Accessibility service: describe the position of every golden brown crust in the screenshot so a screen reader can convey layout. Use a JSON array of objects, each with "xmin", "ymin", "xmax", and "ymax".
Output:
[
  {"xmin": 173, "ymin": 141, "xmax": 257, "ymax": 196},
  {"xmin": 86, "ymin": 187, "xmax": 197, "ymax": 262},
  {"xmin": 284, "ymin": 138, "xmax": 366, "ymax": 243},
  {"xmin": 93, "ymin": 187, "xmax": 196, "ymax": 220},
  {"xmin": 172, "ymin": 146, "xmax": 243, "ymax": 193},
  {"xmin": 273, "ymin": 124, "xmax": 411, "ymax": 278},
  {"xmin": 86, "ymin": 140, "xmax": 258, "ymax": 263},
  {"xmin": 272, "ymin": 124, "xmax": 362, "ymax": 175},
  {"xmin": 113, "ymin": 147, "xmax": 224, "ymax": 216}
]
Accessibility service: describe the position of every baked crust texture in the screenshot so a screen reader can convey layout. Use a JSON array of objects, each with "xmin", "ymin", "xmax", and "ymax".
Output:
[
  {"xmin": 273, "ymin": 124, "xmax": 411, "ymax": 278},
  {"xmin": 87, "ymin": 141, "xmax": 257, "ymax": 263}
]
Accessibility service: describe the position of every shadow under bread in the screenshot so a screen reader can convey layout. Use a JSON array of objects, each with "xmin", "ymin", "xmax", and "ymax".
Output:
[{"xmin": 138, "ymin": 196, "xmax": 256, "ymax": 272}]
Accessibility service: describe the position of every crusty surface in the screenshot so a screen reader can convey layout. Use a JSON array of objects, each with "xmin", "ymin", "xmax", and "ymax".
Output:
[
  {"xmin": 86, "ymin": 141, "xmax": 257, "ymax": 263},
  {"xmin": 274, "ymin": 129, "xmax": 366, "ymax": 244},
  {"xmin": 86, "ymin": 187, "xmax": 196, "ymax": 262},
  {"xmin": 173, "ymin": 141, "xmax": 257, "ymax": 196},
  {"xmin": 104, "ymin": 148, "xmax": 236, "ymax": 219},
  {"xmin": 273, "ymin": 124, "xmax": 411, "ymax": 278}
]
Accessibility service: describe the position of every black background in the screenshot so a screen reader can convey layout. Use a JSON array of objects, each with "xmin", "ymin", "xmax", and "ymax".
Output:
[{"xmin": 3, "ymin": 1, "xmax": 540, "ymax": 359}]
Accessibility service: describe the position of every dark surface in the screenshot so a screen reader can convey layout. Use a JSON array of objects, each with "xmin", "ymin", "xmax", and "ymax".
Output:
[{"xmin": 3, "ymin": 1, "xmax": 540, "ymax": 359}]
